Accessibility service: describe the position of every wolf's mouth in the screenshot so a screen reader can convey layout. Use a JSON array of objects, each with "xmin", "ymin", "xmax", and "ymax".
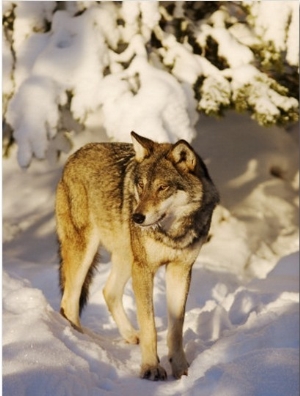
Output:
[{"xmin": 139, "ymin": 213, "xmax": 166, "ymax": 228}]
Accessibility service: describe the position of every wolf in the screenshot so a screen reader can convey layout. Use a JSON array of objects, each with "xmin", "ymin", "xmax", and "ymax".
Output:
[{"xmin": 56, "ymin": 132, "xmax": 219, "ymax": 380}]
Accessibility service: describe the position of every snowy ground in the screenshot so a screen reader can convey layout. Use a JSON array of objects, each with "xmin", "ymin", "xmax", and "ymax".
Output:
[{"xmin": 3, "ymin": 112, "xmax": 299, "ymax": 396}]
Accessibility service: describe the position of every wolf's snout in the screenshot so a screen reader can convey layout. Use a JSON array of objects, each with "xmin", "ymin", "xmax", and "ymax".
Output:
[{"xmin": 132, "ymin": 213, "xmax": 145, "ymax": 224}]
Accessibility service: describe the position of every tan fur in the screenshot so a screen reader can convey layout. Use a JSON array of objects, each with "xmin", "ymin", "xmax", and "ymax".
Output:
[{"xmin": 56, "ymin": 132, "xmax": 219, "ymax": 380}]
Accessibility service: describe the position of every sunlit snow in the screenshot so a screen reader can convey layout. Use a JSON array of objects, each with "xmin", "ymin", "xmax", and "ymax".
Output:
[
  {"xmin": 2, "ymin": 2, "xmax": 299, "ymax": 395},
  {"xmin": 3, "ymin": 111, "xmax": 299, "ymax": 396}
]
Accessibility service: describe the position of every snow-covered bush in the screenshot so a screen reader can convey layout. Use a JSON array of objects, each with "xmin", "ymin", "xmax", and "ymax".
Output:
[{"xmin": 2, "ymin": 1, "xmax": 299, "ymax": 167}]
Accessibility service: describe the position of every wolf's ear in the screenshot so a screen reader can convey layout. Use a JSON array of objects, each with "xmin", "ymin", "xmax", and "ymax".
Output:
[
  {"xmin": 131, "ymin": 131, "xmax": 154, "ymax": 162},
  {"xmin": 169, "ymin": 140, "xmax": 197, "ymax": 172}
]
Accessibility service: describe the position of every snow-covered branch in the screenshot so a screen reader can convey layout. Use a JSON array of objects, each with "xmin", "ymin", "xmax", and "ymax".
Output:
[{"xmin": 2, "ymin": 1, "xmax": 299, "ymax": 167}]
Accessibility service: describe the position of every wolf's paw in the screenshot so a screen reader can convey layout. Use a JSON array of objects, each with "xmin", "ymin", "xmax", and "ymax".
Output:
[
  {"xmin": 124, "ymin": 331, "xmax": 140, "ymax": 345},
  {"xmin": 169, "ymin": 355, "xmax": 189, "ymax": 379},
  {"xmin": 60, "ymin": 308, "xmax": 83, "ymax": 333},
  {"xmin": 140, "ymin": 364, "xmax": 167, "ymax": 381},
  {"xmin": 121, "ymin": 327, "xmax": 139, "ymax": 344}
]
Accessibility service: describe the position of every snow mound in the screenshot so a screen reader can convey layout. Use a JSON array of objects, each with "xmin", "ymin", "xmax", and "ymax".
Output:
[{"xmin": 3, "ymin": 251, "xmax": 299, "ymax": 396}]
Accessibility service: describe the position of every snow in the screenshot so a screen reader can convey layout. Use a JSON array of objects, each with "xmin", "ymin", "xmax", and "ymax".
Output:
[
  {"xmin": 246, "ymin": 0, "xmax": 299, "ymax": 67},
  {"xmin": 121, "ymin": 2, "xmax": 160, "ymax": 42},
  {"xmin": 4, "ymin": 2, "xmax": 298, "ymax": 167},
  {"xmin": 3, "ymin": 110, "xmax": 299, "ymax": 395},
  {"xmin": 2, "ymin": 1, "xmax": 299, "ymax": 394},
  {"xmin": 98, "ymin": 55, "xmax": 197, "ymax": 143},
  {"xmin": 286, "ymin": 2, "xmax": 299, "ymax": 67},
  {"xmin": 6, "ymin": 2, "xmax": 196, "ymax": 167},
  {"xmin": 222, "ymin": 65, "xmax": 299, "ymax": 126},
  {"xmin": 6, "ymin": 4, "xmax": 120, "ymax": 166},
  {"xmin": 203, "ymin": 26, "xmax": 254, "ymax": 68},
  {"xmin": 7, "ymin": 75, "xmax": 64, "ymax": 166}
]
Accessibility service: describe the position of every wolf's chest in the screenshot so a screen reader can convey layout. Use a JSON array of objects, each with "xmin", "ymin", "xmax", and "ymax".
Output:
[{"xmin": 141, "ymin": 235, "xmax": 202, "ymax": 269}]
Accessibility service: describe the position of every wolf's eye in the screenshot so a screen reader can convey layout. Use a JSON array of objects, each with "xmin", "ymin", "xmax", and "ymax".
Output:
[
  {"xmin": 137, "ymin": 180, "xmax": 144, "ymax": 190},
  {"xmin": 158, "ymin": 184, "xmax": 168, "ymax": 192}
]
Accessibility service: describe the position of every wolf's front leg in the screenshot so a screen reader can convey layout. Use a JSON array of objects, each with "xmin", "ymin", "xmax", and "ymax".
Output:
[
  {"xmin": 103, "ymin": 253, "xmax": 139, "ymax": 345},
  {"xmin": 132, "ymin": 264, "xmax": 167, "ymax": 381},
  {"xmin": 166, "ymin": 262, "xmax": 192, "ymax": 379}
]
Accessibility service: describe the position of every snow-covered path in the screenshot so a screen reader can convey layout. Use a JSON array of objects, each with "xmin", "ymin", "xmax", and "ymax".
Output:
[{"xmin": 3, "ymin": 112, "xmax": 299, "ymax": 396}]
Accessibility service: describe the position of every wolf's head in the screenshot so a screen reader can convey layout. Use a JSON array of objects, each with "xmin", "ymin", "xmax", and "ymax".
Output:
[{"xmin": 130, "ymin": 132, "xmax": 219, "ymax": 238}]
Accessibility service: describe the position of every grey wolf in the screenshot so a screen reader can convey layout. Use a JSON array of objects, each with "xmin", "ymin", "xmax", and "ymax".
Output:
[{"xmin": 56, "ymin": 132, "xmax": 219, "ymax": 380}]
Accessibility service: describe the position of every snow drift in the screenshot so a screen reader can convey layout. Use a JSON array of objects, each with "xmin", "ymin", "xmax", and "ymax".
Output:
[{"xmin": 3, "ymin": 111, "xmax": 299, "ymax": 395}]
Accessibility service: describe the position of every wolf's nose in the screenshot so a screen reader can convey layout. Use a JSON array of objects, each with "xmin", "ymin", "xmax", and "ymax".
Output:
[{"xmin": 132, "ymin": 213, "xmax": 145, "ymax": 224}]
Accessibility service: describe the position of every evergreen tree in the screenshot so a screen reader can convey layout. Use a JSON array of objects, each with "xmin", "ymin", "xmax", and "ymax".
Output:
[{"xmin": 2, "ymin": 1, "xmax": 299, "ymax": 167}]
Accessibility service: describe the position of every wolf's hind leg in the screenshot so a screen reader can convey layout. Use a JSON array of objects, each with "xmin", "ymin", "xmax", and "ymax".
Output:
[
  {"xmin": 60, "ymin": 232, "xmax": 100, "ymax": 331},
  {"xmin": 103, "ymin": 254, "xmax": 139, "ymax": 344}
]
